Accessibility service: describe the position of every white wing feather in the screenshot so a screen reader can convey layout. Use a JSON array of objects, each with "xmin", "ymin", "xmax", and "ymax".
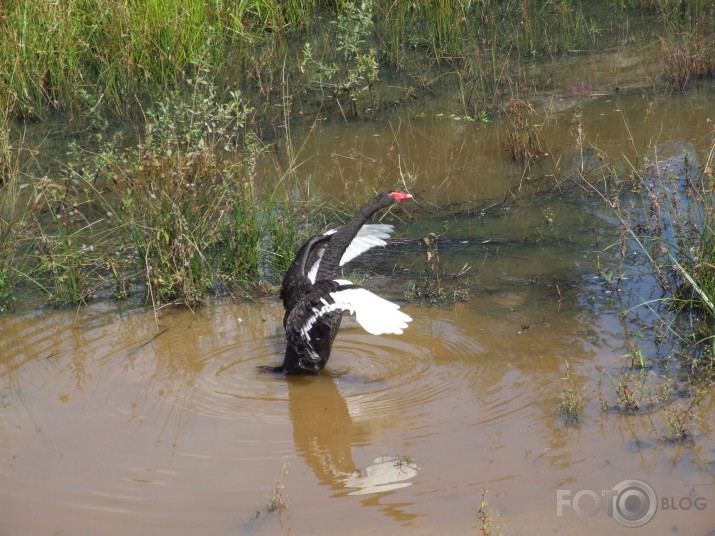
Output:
[
  {"xmin": 305, "ymin": 250, "xmax": 324, "ymax": 284},
  {"xmin": 339, "ymin": 224, "xmax": 394, "ymax": 266},
  {"xmin": 300, "ymin": 279, "xmax": 412, "ymax": 341},
  {"xmin": 329, "ymin": 280, "xmax": 412, "ymax": 335},
  {"xmin": 306, "ymin": 224, "xmax": 394, "ymax": 284}
]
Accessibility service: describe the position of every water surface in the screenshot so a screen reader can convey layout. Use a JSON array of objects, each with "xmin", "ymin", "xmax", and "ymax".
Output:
[{"xmin": 2, "ymin": 50, "xmax": 715, "ymax": 535}]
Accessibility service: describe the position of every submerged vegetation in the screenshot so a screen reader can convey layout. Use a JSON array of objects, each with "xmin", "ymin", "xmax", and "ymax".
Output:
[{"xmin": 562, "ymin": 67, "xmax": 715, "ymax": 441}]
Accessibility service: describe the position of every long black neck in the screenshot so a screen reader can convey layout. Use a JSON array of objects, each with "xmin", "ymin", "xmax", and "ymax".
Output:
[{"xmin": 315, "ymin": 192, "xmax": 396, "ymax": 282}]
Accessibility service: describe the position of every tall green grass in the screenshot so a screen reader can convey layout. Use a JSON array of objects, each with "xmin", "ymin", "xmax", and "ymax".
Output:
[
  {"xmin": 4, "ymin": 0, "xmax": 713, "ymax": 121},
  {"xmin": 0, "ymin": 0, "xmax": 272, "ymax": 118},
  {"xmin": 0, "ymin": 159, "xmax": 21, "ymax": 312},
  {"xmin": 0, "ymin": 70, "xmax": 311, "ymax": 308}
]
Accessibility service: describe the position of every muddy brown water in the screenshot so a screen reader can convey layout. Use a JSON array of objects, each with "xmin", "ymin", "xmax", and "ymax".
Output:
[{"xmin": 2, "ymin": 52, "xmax": 715, "ymax": 535}]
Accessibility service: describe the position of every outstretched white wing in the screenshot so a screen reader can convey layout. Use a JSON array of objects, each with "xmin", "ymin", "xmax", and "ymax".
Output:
[
  {"xmin": 331, "ymin": 286, "xmax": 412, "ymax": 335},
  {"xmin": 300, "ymin": 279, "xmax": 411, "ymax": 341},
  {"xmin": 339, "ymin": 224, "xmax": 394, "ymax": 266},
  {"xmin": 306, "ymin": 224, "xmax": 395, "ymax": 284}
]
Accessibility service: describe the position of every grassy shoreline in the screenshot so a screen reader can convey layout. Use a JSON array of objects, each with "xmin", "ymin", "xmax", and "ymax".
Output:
[
  {"xmin": 1, "ymin": 0, "xmax": 715, "ymax": 313},
  {"xmin": 1, "ymin": 0, "xmax": 713, "ymax": 122}
]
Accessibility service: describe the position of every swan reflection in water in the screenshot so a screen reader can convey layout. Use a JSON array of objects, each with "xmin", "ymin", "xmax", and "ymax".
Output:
[{"xmin": 285, "ymin": 373, "xmax": 423, "ymax": 524}]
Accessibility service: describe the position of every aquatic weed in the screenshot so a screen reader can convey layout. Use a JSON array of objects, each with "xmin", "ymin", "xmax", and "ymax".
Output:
[
  {"xmin": 559, "ymin": 360, "xmax": 585, "ymax": 425},
  {"xmin": 404, "ymin": 222, "xmax": 471, "ymax": 306},
  {"xmin": 475, "ymin": 488, "xmax": 504, "ymax": 536},
  {"xmin": 658, "ymin": 4, "xmax": 715, "ymax": 92},
  {"xmin": 662, "ymin": 391, "xmax": 702, "ymax": 443},
  {"xmin": 604, "ymin": 369, "xmax": 675, "ymax": 414},
  {"xmin": 255, "ymin": 458, "xmax": 289, "ymax": 517}
]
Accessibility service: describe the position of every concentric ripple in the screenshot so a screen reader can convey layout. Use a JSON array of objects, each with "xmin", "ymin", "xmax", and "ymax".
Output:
[
  {"xmin": 188, "ymin": 334, "xmax": 292, "ymax": 421},
  {"xmin": 298, "ymin": 307, "xmax": 543, "ymax": 439}
]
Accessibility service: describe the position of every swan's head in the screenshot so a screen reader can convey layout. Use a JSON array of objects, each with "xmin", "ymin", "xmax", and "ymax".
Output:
[{"xmin": 388, "ymin": 191, "xmax": 412, "ymax": 202}]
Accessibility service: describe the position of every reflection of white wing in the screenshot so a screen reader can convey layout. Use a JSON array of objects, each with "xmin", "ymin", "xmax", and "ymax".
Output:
[
  {"xmin": 346, "ymin": 456, "xmax": 418, "ymax": 496},
  {"xmin": 306, "ymin": 224, "xmax": 394, "ymax": 284},
  {"xmin": 300, "ymin": 279, "xmax": 412, "ymax": 341}
]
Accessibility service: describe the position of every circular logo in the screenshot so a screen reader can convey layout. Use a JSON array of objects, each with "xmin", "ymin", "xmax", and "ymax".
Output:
[{"xmin": 611, "ymin": 479, "xmax": 657, "ymax": 528}]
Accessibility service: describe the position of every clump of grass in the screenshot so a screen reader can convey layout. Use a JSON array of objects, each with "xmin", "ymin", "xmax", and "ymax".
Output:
[
  {"xmin": 256, "ymin": 479, "xmax": 287, "ymax": 517},
  {"xmin": 3, "ymin": 67, "xmax": 309, "ymax": 309},
  {"xmin": 633, "ymin": 145, "xmax": 715, "ymax": 324},
  {"xmin": 103, "ymin": 75, "xmax": 308, "ymax": 307},
  {"xmin": 502, "ymin": 95, "xmax": 548, "ymax": 170},
  {"xmin": 603, "ymin": 369, "xmax": 675, "ymax": 413},
  {"xmin": 0, "ymin": 109, "xmax": 27, "ymax": 311},
  {"xmin": 30, "ymin": 183, "xmax": 98, "ymax": 305},
  {"xmin": 560, "ymin": 360, "xmax": 585, "ymax": 425},
  {"xmin": 662, "ymin": 391, "xmax": 702, "ymax": 443},
  {"xmin": 660, "ymin": 31, "xmax": 715, "ymax": 91},
  {"xmin": 12, "ymin": 170, "xmax": 125, "ymax": 306},
  {"xmin": 404, "ymin": 223, "xmax": 471, "ymax": 306},
  {"xmin": 657, "ymin": 0, "xmax": 715, "ymax": 92},
  {"xmin": 255, "ymin": 459, "xmax": 289, "ymax": 517}
]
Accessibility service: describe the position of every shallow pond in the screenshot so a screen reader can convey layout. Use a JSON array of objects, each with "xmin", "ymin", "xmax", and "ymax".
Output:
[{"xmin": 2, "ymin": 50, "xmax": 715, "ymax": 535}]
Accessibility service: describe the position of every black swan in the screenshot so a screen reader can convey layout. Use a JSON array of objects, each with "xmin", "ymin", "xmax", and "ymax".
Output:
[{"xmin": 267, "ymin": 190, "xmax": 413, "ymax": 374}]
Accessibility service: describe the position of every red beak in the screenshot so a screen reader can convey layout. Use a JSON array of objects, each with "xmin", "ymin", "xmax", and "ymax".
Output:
[{"xmin": 389, "ymin": 192, "xmax": 412, "ymax": 202}]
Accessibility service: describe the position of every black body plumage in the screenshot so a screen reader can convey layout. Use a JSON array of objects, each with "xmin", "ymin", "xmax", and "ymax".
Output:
[{"xmin": 268, "ymin": 190, "xmax": 412, "ymax": 375}]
